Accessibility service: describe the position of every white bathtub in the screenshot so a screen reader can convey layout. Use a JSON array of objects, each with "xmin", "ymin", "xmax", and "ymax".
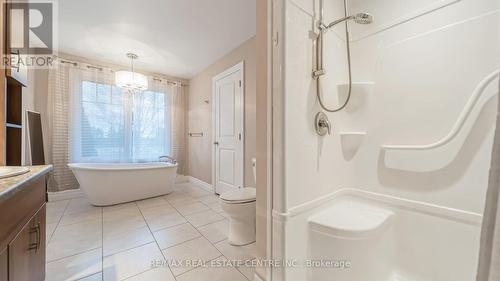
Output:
[{"xmin": 68, "ymin": 162, "xmax": 178, "ymax": 206}]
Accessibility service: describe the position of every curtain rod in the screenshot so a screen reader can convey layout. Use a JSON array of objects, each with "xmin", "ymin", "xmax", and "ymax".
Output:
[{"xmin": 59, "ymin": 59, "xmax": 188, "ymax": 86}]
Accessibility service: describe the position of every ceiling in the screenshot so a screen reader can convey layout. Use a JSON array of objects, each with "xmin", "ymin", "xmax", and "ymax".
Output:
[{"xmin": 58, "ymin": 0, "xmax": 256, "ymax": 79}]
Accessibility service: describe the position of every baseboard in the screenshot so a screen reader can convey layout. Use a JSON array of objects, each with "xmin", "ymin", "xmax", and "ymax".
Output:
[
  {"xmin": 48, "ymin": 189, "xmax": 84, "ymax": 202},
  {"xmin": 175, "ymin": 174, "xmax": 189, "ymax": 183},
  {"xmin": 253, "ymin": 273, "xmax": 265, "ymax": 281},
  {"xmin": 188, "ymin": 176, "xmax": 213, "ymax": 193}
]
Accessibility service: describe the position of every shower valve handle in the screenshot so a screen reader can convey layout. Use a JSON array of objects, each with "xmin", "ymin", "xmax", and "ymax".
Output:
[{"xmin": 315, "ymin": 112, "xmax": 331, "ymax": 136}]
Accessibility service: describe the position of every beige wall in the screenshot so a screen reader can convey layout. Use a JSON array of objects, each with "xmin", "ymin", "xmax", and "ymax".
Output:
[
  {"xmin": 21, "ymin": 69, "xmax": 49, "ymax": 165},
  {"xmin": 255, "ymin": 0, "xmax": 269, "ymax": 278},
  {"xmin": 188, "ymin": 36, "xmax": 257, "ymax": 186}
]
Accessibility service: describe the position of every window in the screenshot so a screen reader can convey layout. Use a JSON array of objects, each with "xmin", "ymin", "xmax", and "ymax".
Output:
[{"xmin": 76, "ymin": 81, "xmax": 169, "ymax": 163}]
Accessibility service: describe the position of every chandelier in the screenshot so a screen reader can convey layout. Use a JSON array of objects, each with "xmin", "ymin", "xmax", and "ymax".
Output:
[{"xmin": 115, "ymin": 53, "xmax": 148, "ymax": 91}]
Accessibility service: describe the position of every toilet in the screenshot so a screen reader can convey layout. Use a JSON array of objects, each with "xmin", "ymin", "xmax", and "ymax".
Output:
[{"xmin": 220, "ymin": 158, "xmax": 257, "ymax": 246}]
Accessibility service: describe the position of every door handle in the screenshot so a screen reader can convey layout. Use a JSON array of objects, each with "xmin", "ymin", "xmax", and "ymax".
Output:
[
  {"xmin": 214, "ymin": 142, "xmax": 219, "ymax": 145},
  {"xmin": 29, "ymin": 223, "xmax": 41, "ymax": 252}
]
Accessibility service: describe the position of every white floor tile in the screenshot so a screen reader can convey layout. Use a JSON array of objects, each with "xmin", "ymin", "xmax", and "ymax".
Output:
[
  {"xmin": 197, "ymin": 220, "xmax": 229, "ymax": 243},
  {"xmin": 48, "ymin": 221, "xmax": 102, "ymax": 262},
  {"xmin": 136, "ymin": 197, "xmax": 169, "ymax": 210},
  {"xmin": 46, "ymin": 248, "xmax": 102, "ymax": 281},
  {"xmin": 206, "ymin": 202, "xmax": 224, "ymax": 213},
  {"xmin": 144, "ymin": 211, "xmax": 187, "ymax": 232},
  {"xmin": 174, "ymin": 202, "xmax": 210, "ymax": 216},
  {"xmin": 47, "ymin": 199, "xmax": 70, "ymax": 211},
  {"xmin": 139, "ymin": 204, "xmax": 177, "ymax": 218},
  {"xmin": 162, "ymin": 237, "xmax": 221, "ymax": 276},
  {"xmin": 176, "ymin": 257, "xmax": 248, "ymax": 281},
  {"xmin": 153, "ymin": 223, "xmax": 201, "ymax": 249},
  {"xmin": 52, "ymin": 220, "xmax": 102, "ymax": 239},
  {"xmin": 78, "ymin": 272, "xmax": 103, "ymax": 281},
  {"xmin": 45, "ymin": 185, "xmax": 239, "ymax": 281},
  {"xmin": 103, "ymin": 204, "xmax": 141, "ymax": 222},
  {"xmin": 65, "ymin": 198, "xmax": 97, "ymax": 215},
  {"xmin": 214, "ymin": 241, "xmax": 256, "ymax": 262},
  {"xmin": 236, "ymin": 263, "xmax": 256, "ymax": 280},
  {"xmin": 163, "ymin": 192, "xmax": 193, "ymax": 204},
  {"xmin": 103, "ymin": 243, "xmax": 164, "ymax": 281},
  {"xmin": 47, "ymin": 200, "xmax": 70, "ymax": 221},
  {"xmin": 168, "ymin": 197, "xmax": 200, "ymax": 208},
  {"xmin": 197, "ymin": 195, "xmax": 220, "ymax": 205},
  {"xmin": 185, "ymin": 210, "xmax": 224, "ymax": 227},
  {"xmin": 47, "ymin": 210, "xmax": 65, "ymax": 224},
  {"xmin": 46, "ymin": 222, "xmax": 58, "ymax": 244},
  {"xmin": 47, "ymin": 233, "xmax": 102, "ymax": 262},
  {"xmin": 125, "ymin": 267, "xmax": 175, "ymax": 281},
  {"xmin": 186, "ymin": 189, "xmax": 211, "ymax": 198},
  {"xmin": 59, "ymin": 208, "xmax": 102, "ymax": 226},
  {"xmin": 47, "ymin": 201, "xmax": 69, "ymax": 224},
  {"xmin": 103, "ymin": 226, "xmax": 154, "ymax": 256},
  {"xmin": 103, "ymin": 215, "xmax": 147, "ymax": 238}
]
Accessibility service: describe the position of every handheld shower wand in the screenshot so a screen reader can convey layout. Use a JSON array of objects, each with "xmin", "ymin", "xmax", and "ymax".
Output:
[
  {"xmin": 313, "ymin": 0, "xmax": 373, "ymax": 113},
  {"xmin": 320, "ymin": 13, "xmax": 373, "ymax": 31}
]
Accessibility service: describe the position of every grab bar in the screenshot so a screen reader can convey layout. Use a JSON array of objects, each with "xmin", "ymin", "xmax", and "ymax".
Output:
[
  {"xmin": 189, "ymin": 132, "xmax": 203, "ymax": 137},
  {"xmin": 382, "ymin": 70, "xmax": 499, "ymax": 151}
]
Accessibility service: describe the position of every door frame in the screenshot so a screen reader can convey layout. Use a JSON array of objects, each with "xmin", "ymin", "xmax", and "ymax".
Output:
[{"xmin": 211, "ymin": 61, "xmax": 245, "ymax": 195}]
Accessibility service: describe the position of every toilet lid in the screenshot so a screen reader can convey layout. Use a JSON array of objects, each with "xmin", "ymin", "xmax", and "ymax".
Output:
[{"xmin": 220, "ymin": 187, "xmax": 256, "ymax": 203}]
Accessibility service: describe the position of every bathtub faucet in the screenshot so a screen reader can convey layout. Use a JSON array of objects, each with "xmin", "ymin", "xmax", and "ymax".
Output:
[{"xmin": 159, "ymin": 155, "xmax": 177, "ymax": 164}]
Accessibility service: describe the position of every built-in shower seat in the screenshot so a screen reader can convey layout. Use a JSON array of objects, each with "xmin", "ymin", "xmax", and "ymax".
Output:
[{"xmin": 308, "ymin": 199, "xmax": 396, "ymax": 281}]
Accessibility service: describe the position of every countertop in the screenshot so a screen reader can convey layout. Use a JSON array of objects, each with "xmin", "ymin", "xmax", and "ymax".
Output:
[{"xmin": 0, "ymin": 165, "xmax": 52, "ymax": 203}]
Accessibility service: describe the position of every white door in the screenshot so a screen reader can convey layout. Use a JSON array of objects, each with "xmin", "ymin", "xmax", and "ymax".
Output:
[{"xmin": 213, "ymin": 62, "xmax": 244, "ymax": 195}]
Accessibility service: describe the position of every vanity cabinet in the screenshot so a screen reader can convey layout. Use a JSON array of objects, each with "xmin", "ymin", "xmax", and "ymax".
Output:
[
  {"xmin": 0, "ymin": 249, "xmax": 7, "ymax": 281},
  {"xmin": 0, "ymin": 168, "xmax": 50, "ymax": 281},
  {"xmin": 8, "ymin": 205, "xmax": 45, "ymax": 281}
]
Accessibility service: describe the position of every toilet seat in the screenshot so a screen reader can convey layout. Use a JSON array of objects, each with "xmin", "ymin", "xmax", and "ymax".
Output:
[{"xmin": 220, "ymin": 187, "xmax": 256, "ymax": 204}]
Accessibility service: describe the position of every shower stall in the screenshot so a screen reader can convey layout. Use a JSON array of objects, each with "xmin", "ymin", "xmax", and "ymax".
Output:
[{"xmin": 270, "ymin": 0, "xmax": 500, "ymax": 280}]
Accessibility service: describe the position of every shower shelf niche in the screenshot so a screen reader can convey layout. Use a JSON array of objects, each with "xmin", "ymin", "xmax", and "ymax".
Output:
[
  {"xmin": 337, "ymin": 82, "xmax": 374, "ymax": 112},
  {"xmin": 340, "ymin": 132, "xmax": 366, "ymax": 160}
]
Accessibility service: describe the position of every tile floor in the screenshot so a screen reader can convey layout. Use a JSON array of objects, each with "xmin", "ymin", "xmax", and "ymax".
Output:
[{"xmin": 45, "ymin": 182, "xmax": 255, "ymax": 281}]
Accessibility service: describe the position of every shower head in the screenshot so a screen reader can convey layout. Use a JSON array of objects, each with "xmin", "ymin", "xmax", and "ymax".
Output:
[
  {"xmin": 321, "ymin": 13, "xmax": 373, "ymax": 31},
  {"xmin": 352, "ymin": 13, "xmax": 373, "ymax": 24}
]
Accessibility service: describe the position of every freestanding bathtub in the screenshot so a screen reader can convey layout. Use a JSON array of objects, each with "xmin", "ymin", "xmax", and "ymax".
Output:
[{"xmin": 68, "ymin": 162, "xmax": 178, "ymax": 206}]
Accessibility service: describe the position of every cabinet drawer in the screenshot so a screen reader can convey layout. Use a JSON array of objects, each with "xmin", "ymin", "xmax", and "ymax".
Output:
[{"xmin": 8, "ymin": 204, "xmax": 46, "ymax": 281}]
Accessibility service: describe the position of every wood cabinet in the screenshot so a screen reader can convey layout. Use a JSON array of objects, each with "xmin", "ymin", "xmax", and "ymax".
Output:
[
  {"xmin": 4, "ymin": 0, "xmax": 27, "ymax": 87},
  {"xmin": 8, "ymin": 205, "xmax": 45, "ymax": 281},
  {"xmin": 0, "ymin": 173, "xmax": 48, "ymax": 281},
  {"xmin": 0, "ymin": 249, "xmax": 7, "ymax": 281},
  {"xmin": 1, "ymin": 0, "xmax": 27, "ymax": 165}
]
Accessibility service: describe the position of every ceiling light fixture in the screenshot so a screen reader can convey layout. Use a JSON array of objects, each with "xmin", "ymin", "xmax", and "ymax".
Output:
[{"xmin": 115, "ymin": 53, "xmax": 148, "ymax": 92}]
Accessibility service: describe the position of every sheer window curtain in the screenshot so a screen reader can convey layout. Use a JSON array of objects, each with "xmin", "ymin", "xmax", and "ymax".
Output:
[
  {"xmin": 47, "ymin": 60, "xmax": 187, "ymax": 192},
  {"xmin": 148, "ymin": 79, "xmax": 187, "ymax": 175},
  {"xmin": 47, "ymin": 62, "xmax": 80, "ymax": 192},
  {"xmin": 476, "ymin": 75, "xmax": 500, "ymax": 281}
]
